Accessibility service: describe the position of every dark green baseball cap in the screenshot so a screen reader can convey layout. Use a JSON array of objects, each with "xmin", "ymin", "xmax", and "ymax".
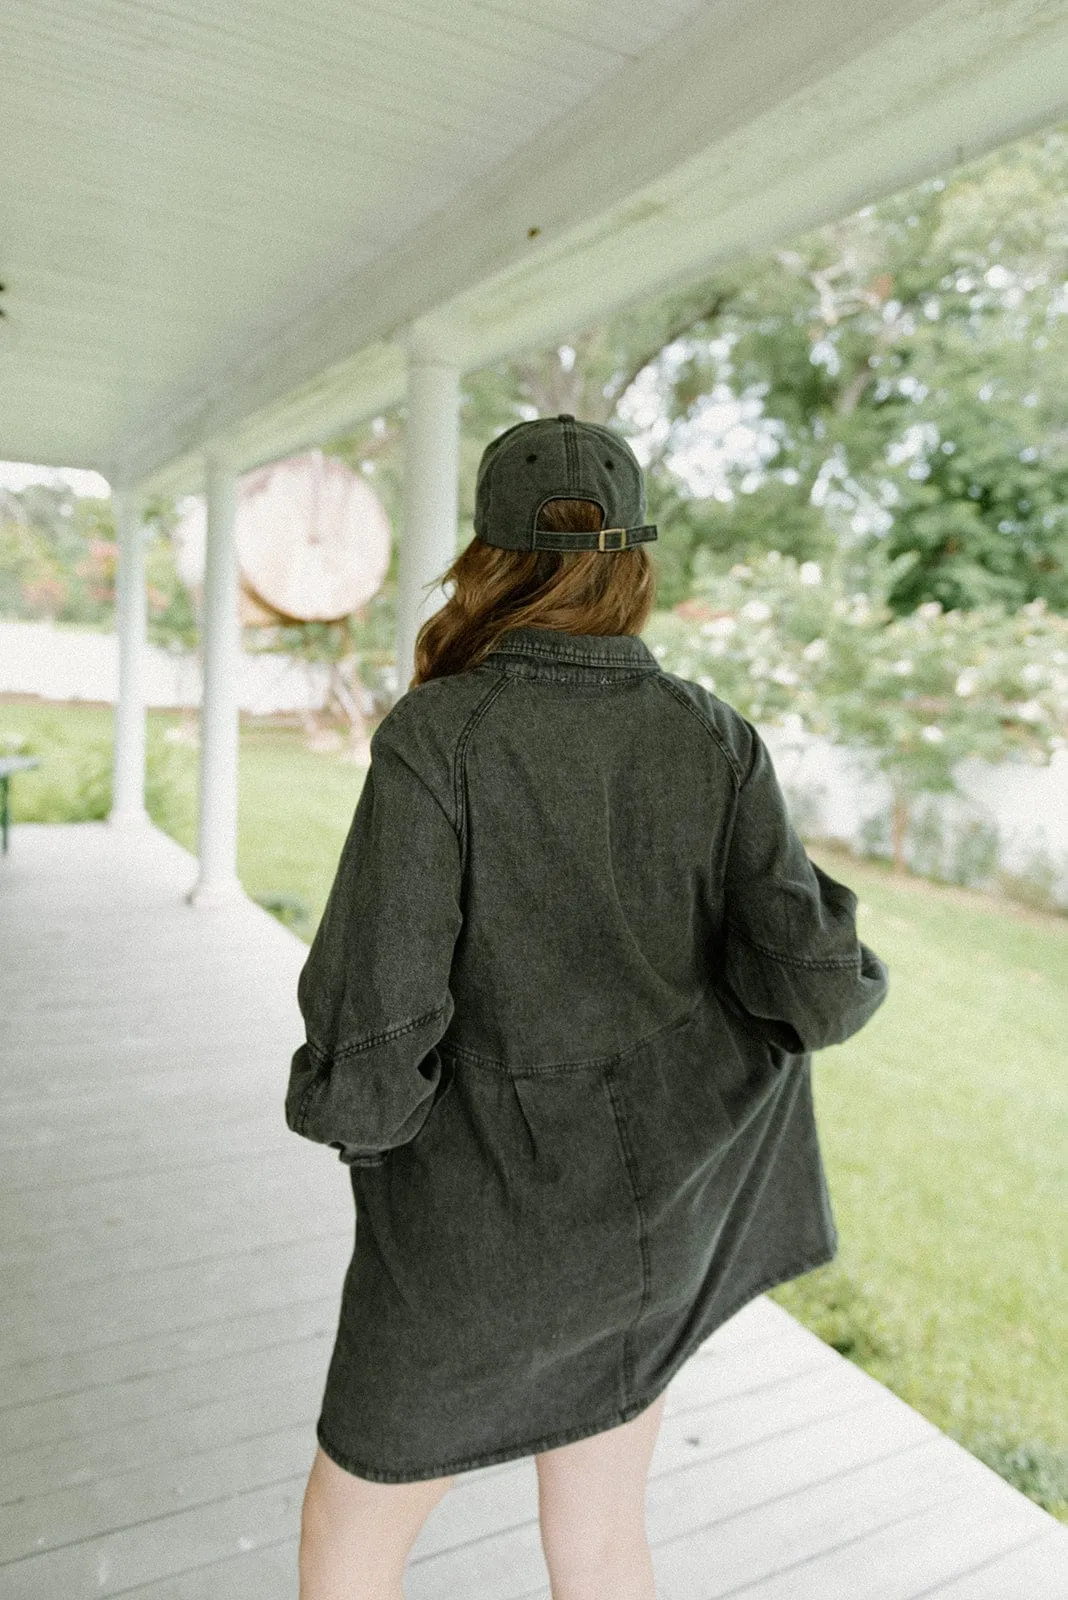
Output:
[{"xmin": 473, "ymin": 413, "xmax": 659, "ymax": 552}]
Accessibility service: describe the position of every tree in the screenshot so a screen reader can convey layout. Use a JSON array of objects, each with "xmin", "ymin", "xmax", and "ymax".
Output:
[
  {"xmin": 0, "ymin": 483, "xmax": 198, "ymax": 645},
  {"xmin": 642, "ymin": 124, "xmax": 1068, "ymax": 612}
]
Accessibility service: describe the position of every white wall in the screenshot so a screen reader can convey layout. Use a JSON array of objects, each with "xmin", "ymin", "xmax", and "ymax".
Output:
[
  {"xmin": 762, "ymin": 725, "xmax": 1068, "ymax": 912},
  {"xmin": 0, "ymin": 618, "xmax": 331, "ymax": 716}
]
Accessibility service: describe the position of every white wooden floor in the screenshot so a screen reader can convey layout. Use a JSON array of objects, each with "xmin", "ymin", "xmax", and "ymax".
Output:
[{"xmin": 1, "ymin": 821, "xmax": 1065, "ymax": 1600}]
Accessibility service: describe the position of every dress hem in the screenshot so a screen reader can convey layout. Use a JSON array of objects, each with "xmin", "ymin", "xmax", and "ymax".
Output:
[{"xmin": 313, "ymin": 1242, "xmax": 837, "ymax": 1484}]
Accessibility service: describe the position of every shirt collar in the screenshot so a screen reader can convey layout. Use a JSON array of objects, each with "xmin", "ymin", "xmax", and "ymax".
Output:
[{"xmin": 482, "ymin": 625, "xmax": 660, "ymax": 673}]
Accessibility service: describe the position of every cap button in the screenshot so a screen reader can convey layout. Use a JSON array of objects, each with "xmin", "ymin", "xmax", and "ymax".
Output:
[{"xmin": 557, "ymin": 413, "xmax": 574, "ymax": 421}]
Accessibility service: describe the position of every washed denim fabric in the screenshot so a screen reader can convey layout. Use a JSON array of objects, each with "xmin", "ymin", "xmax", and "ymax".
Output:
[{"xmin": 285, "ymin": 624, "xmax": 889, "ymax": 1483}]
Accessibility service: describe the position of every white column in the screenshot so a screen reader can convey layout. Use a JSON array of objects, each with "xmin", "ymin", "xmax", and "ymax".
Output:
[
  {"xmin": 394, "ymin": 329, "xmax": 462, "ymax": 698},
  {"xmin": 109, "ymin": 487, "xmax": 149, "ymax": 827},
  {"xmin": 186, "ymin": 453, "xmax": 246, "ymax": 907}
]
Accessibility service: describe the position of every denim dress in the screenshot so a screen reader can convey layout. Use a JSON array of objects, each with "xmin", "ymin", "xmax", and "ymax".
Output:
[{"xmin": 285, "ymin": 624, "xmax": 889, "ymax": 1483}]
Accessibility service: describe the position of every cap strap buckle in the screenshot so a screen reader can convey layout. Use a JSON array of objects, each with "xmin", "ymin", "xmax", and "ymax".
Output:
[{"xmin": 598, "ymin": 527, "xmax": 628, "ymax": 551}]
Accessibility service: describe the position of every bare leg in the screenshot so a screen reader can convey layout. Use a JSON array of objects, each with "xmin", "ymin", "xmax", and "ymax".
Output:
[
  {"xmin": 535, "ymin": 1390, "xmax": 669, "ymax": 1600},
  {"xmin": 298, "ymin": 1444, "xmax": 454, "ymax": 1600}
]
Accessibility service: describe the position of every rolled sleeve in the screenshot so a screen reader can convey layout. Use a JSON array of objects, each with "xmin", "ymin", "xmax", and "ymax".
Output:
[
  {"xmin": 716, "ymin": 723, "xmax": 889, "ymax": 1054},
  {"xmin": 285, "ymin": 727, "xmax": 463, "ymax": 1163}
]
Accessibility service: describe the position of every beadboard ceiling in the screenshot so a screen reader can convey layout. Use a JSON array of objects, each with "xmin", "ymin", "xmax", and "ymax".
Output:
[{"xmin": 2, "ymin": 0, "xmax": 1065, "ymax": 496}]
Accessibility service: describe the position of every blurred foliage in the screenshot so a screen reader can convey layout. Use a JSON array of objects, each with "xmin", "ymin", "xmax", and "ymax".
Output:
[
  {"xmin": 0, "ymin": 707, "xmax": 191, "ymax": 833},
  {"xmin": 442, "ymin": 122, "xmax": 1067, "ymax": 613},
  {"xmin": 640, "ymin": 126, "xmax": 1068, "ymax": 613},
  {"xmin": 963, "ymin": 1437, "xmax": 1067, "ymax": 1521},
  {"xmin": 646, "ymin": 549, "xmax": 1068, "ymax": 755},
  {"xmin": 0, "ymin": 483, "xmax": 197, "ymax": 648},
  {"xmin": 644, "ymin": 548, "xmax": 1068, "ymax": 873},
  {"xmin": 251, "ymin": 890, "xmax": 314, "ymax": 939}
]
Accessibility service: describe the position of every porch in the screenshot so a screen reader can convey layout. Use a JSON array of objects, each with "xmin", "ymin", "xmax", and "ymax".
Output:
[{"xmin": 2, "ymin": 823, "xmax": 1063, "ymax": 1598}]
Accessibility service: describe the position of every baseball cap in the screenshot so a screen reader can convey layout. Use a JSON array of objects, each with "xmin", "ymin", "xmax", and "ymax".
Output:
[{"xmin": 473, "ymin": 413, "xmax": 659, "ymax": 552}]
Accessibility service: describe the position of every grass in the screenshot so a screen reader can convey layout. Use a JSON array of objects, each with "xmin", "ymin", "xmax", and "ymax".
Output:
[
  {"xmin": 3, "ymin": 695, "xmax": 1066, "ymax": 1520},
  {"xmin": 0, "ymin": 700, "xmax": 364, "ymax": 940},
  {"xmin": 771, "ymin": 840, "xmax": 1068, "ymax": 1519}
]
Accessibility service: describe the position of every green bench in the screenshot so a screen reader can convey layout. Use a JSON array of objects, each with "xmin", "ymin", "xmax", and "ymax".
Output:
[{"xmin": 0, "ymin": 755, "xmax": 40, "ymax": 854}]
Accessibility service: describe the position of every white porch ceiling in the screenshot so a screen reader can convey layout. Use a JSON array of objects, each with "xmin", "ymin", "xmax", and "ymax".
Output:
[{"xmin": 2, "ymin": 0, "xmax": 1066, "ymax": 498}]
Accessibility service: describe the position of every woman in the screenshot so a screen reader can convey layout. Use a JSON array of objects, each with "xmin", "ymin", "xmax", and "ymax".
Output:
[{"xmin": 286, "ymin": 413, "xmax": 890, "ymax": 1599}]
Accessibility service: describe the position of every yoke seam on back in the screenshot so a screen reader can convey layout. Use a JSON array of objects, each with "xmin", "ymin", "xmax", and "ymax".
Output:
[
  {"xmin": 653, "ymin": 675, "xmax": 747, "ymax": 788},
  {"xmin": 440, "ymin": 988, "xmax": 702, "ymax": 1076},
  {"xmin": 453, "ymin": 673, "xmax": 513, "ymax": 873}
]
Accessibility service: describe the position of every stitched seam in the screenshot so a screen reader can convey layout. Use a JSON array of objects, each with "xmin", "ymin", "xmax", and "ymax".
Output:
[
  {"xmin": 453, "ymin": 673, "xmax": 512, "ymax": 868},
  {"xmin": 372, "ymin": 729, "xmax": 457, "ymax": 836},
  {"xmin": 294, "ymin": 1073, "xmax": 326, "ymax": 1138},
  {"xmin": 564, "ymin": 415, "xmax": 579, "ymax": 485},
  {"xmin": 307, "ymin": 1003, "xmax": 447, "ymax": 1067},
  {"xmin": 304, "ymin": 1037, "xmax": 332, "ymax": 1067},
  {"xmin": 495, "ymin": 648, "xmax": 654, "ymax": 667},
  {"xmin": 490, "ymin": 667, "xmax": 657, "ymax": 690},
  {"xmin": 726, "ymin": 920, "xmax": 859, "ymax": 970},
  {"xmin": 438, "ymin": 991, "xmax": 702, "ymax": 1076},
  {"xmin": 655, "ymin": 676, "xmax": 746, "ymax": 787},
  {"xmin": 717, "ymin": 713, "xmax": 762, "ymax": 903},
  {"xmin": 601, "ymin": 1060, "xmax": 650, "ymax": 1408},
  {"xmin": 717, "ymin": 775, "xmax": 743, "ymax": 907},
  {"xmin": 489, "ymin": 643, "xmax": 658, "ymax": 670}
]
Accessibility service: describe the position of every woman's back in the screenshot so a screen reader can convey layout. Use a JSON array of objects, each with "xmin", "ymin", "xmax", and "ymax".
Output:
[
  {"xmin": 450, "ymin": 627, "xmax": 729, "ymax": 1059},
  {"xmin": 286, "ymin": 620, "xmax": 889, "ymax": 1483}
]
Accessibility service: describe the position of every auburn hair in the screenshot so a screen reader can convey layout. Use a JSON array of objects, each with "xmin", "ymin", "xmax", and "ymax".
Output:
[{"xmin": 410, "ymin": 496, "xmax": 657, "ymax": 687}]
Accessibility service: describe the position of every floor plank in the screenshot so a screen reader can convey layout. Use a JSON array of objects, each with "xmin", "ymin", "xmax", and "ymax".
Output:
[{"xmin": 3, "ymin": 823, "xmax": 1064, "ymax": 1599}]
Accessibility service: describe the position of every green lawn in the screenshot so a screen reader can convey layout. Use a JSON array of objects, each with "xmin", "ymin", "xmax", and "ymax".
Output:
[
  {"xmin": 4, "ymin": 697, "xmax": 1066, "ymax": 1518},
  {"xmin": 0, "ymin": 701, "xmax": 365, "ymax": 936},
  {"xmin": 770, "ymin": 846, "xmax": 1067, "ymax": 1520}
]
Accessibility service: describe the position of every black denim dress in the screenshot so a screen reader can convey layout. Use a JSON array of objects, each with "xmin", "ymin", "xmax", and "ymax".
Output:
[{"xmin": 285, "ymin": 624, "xmax": 889, "ymax": 1483}]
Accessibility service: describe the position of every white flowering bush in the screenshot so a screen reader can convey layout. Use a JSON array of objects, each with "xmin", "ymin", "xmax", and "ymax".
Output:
[
  {"xmin": 645, "ymin": 552, "xmax": 1068, "ymax": 874},
  {"xmin": 828, "ymin": 595, "xmax": 1067, "ymax": 794},
  {"xmin": 643, "ymin": 549, "xmax": 843, "ymax": 731}
]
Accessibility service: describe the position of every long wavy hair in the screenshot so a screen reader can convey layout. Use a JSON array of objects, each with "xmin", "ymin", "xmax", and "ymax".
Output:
[{"xmin": 411, "ymin": 496, "xmax": 657, "ymax": 687}]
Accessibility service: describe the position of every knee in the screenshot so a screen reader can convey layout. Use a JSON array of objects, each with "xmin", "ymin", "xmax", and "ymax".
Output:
[
  {"xmin": 538, "ymin": 1487, "xmax": 656, "ymax": 1599},
  {"xmin": 539, "ymin": 1495, "xmax": 650, "ymax": 1564},
  {"xmin": 298, "ymin": 1493, "xmax": 406, "ymax": 1600}
]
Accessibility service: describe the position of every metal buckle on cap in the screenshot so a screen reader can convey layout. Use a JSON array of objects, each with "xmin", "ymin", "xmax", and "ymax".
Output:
[{"xmin": 598, "ymin": 527, "xmax": 628, "ymax": 550}]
